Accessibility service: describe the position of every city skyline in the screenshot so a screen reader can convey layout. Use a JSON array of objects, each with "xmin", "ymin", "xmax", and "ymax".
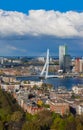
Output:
[{"xmin": 0, "ymin": 0, "xmax": 83, "ymax": 56}]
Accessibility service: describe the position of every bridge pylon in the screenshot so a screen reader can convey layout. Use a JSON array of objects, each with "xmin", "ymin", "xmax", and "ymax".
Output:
[{"xmin": 40, "ymin": 49, "xmax": 49, "ymax": 79}]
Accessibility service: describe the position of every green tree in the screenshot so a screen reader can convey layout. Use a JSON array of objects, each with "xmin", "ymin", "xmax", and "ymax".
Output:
[
  {"xmin": 0, "ymin": 121, "xmax": 3, "ymax": 130},
  {"xmin": 65, "ymin": 114, "xmax": 76, "ymax": 130},
  {"xmin": 22, "ymin": 121, "xmax": 41, "ymax": 130},
  {"xmin": 25, "ymin": 113, "xmax": 37, "ymax": 121},
  {"xmin": 51, "ymin": 116, "xmax": 62, "ymax": 130},
  {"xmin": 76, "ymin": 123, "xmax": 83, "ymax": 130},
  {"xmin": 11, "ymin": 111, "xmax": 23, "ymax": 121},
  {"xmin": 58, "ymin": 120, "xmax": 67, "ymax": 130}
]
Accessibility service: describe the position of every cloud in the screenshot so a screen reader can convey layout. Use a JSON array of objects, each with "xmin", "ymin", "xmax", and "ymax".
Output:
[
  {"xmin": 0, "ymin": 40, "xmax": 27, "ymax": 56},
  {"xmin": 0, "ymin": 9, "xmax": 83, "ymax": 38},
  {"xmin": 7, "ymin": 45, "xmax": 17, "ymax": 50},
  {"xmin": 6, "ymin": 45, "xmax": 26, "ymax": 52}
]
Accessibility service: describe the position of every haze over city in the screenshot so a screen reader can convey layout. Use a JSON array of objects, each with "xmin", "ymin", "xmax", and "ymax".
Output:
[{"xmin": 0, "ymin": 0, "xmax": 83, "ymax": 56}]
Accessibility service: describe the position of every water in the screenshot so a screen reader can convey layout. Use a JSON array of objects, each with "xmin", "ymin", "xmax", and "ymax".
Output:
[
  {"xmin": 16, "ymin": 76, "xmax": 83, "ymax": 90},
  {"xmin": 44, "ymin": 77, "xmax": 83, "ymax": 90}
]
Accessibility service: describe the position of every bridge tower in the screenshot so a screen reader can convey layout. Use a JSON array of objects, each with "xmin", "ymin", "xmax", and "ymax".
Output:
[{"xmin": 40, "ymin": 49, "xmax": 49, "ymax": 79}]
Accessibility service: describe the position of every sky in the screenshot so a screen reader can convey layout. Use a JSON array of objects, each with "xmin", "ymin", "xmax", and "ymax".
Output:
[{"xmin": 0, "ymin": 0, "xmax": 83, "ymax": 57}]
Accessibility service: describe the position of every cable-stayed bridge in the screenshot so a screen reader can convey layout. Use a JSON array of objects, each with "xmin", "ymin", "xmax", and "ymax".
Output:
[{"xmin": 39, "ymin": 49, "xmax": 61, "ymax": 79}]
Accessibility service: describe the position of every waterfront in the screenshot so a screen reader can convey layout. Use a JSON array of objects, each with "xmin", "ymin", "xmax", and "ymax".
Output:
[{"xmin": 16, "ymin": 76, "xmax": 83, "ymax": 90}]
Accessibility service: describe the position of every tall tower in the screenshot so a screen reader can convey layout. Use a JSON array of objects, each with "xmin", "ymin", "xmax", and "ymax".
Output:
[
  {"xmin": 59, "ymin": 45, "xmax": 67, "ymax": 70},
  {"xmin": 40, "ymin": 49, "xmax": 49, "ymax": 79},
  {"xmin": 63, "ymin": 54, "xmax": 71, "ymax": 72}
]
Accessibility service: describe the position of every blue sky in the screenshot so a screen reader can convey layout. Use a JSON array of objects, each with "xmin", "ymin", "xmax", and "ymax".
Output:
[
  {"xmin": 0, "ymin": 0, "xmax": 83, "ymax": 13},
  {"xmin": 0, "ymin": 0, "xmax": 83, "ymax": 56}
]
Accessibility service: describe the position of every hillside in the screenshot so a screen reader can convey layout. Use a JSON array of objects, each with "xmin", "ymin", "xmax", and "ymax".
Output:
[{"xmin": 0, "ymin": 88, "xmax": 83, "ymax": 130}]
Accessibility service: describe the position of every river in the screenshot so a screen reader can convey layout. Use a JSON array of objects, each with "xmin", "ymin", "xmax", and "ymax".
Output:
[{"xmin": 16, "ymin": 76, "xmax": 83, "ymax": 90}]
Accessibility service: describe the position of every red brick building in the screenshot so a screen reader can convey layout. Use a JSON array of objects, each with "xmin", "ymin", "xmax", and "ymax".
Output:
[{"xmin": 49, "ymin": 102, "xmax": 69, "ymax": 115}]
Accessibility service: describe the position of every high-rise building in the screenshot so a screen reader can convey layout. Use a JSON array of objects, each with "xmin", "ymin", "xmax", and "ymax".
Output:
[
  {"xmin": 80, "ymin": 59, "xmax": 83, "ymax": 72},
  {"xmin": 75, "ymin": 58, "xmax": 80, "ymax": 73},
  {"xmin": 59, "ymin": 45, "xmax": 67, "ymax": 70},
  {"xmin": 63, "ymin": 55, "xmax": 71, "ymax": 72},
  {"xmin": 75, "ymin": 58, "xmax": 83, "ymax": 73}
]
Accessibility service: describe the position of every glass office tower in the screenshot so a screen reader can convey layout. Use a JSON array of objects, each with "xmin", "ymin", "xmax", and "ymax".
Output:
[
  {"xmin": 59, "ymin": 45, "xmax": 67, "ymax": 70},
  {"xmin": 63, "ymin": 54, "xmax": 71, "ymax": 72}
]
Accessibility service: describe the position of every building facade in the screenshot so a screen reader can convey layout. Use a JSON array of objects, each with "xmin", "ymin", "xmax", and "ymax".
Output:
[
  {"xmin": 63, "ymin": 54, "xmax": 71, "ymax": 72},
  {"xmin": 59, "ymin": 45, "xmax": 67, "ymax": 70},
  {"xmin": 75, "ymin": 58, "xmax": 83, "ymax": 73}
]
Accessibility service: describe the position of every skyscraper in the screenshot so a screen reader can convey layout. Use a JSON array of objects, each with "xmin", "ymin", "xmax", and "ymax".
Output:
[
  {"xmin": 59, "ymin": 45, "xmax": 67, "ymax": 70},
  {"xmin": 63, "ymin": 54, "xmax": 71, "ymax": 72},
  {"xmin": 75, "ymin": 58, "xmax": 83, "ymax": 73}
]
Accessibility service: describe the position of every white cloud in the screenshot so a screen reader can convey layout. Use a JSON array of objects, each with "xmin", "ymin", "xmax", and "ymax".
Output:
[
  {"xmin": 7, "ymin": 45, "xmax": 17, "ymax": 50},
  {"xmin": 0, "ymin": 9, "xmax": 83, "ymax": 38},
  {"xmin": 6, "ymin": 45, "xmax": 26, "ymax": 52}
]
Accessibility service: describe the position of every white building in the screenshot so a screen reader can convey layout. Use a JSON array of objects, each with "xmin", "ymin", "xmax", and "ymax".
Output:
[
  {"xmin": 1, "ymin": 84, "xmax": 20, "ymax": 92},
  {"xmin": 72, "ymin": 85, "xmax": 83, "ymax": 94},
  {"xmin": 21, "ymin": 81, "xmax": 43, "ymax": 88},
  {"xmin": 37, "ymin": 57, "xmax": 45, "ymax": 62},
  {"xmin": 76, "ymin": 104, "xmax": 83, "ymax": 115}
]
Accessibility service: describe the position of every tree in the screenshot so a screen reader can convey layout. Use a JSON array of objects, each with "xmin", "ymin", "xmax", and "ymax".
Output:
[
  {"xmin": 0, "ymin": 121, "xmax": 3, "ymax": 130},
  {"xmin": 11, "ymin": 111, "xmax": 23, "ymax": 121},
  {"xmin": 25, "ymin": 113, "xmax": 37, "ymax": 121},
  {"xmin": 51, "ymin": 116, "xmax": 62, "ymax": 130},
  {"xmin": 65, "ymin": 114, "xmax": 76, "ymax": 130},
  {"xmin": 76, "ymin": 123, "xmax": 83, "ymax": 130},
  {"xmin": 37, "ymin": 100, "xmax": 43, "ymax": 107},
  {"xmin": 22, "ymin": 121, "xmax": 41, "ymax": 130}
]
